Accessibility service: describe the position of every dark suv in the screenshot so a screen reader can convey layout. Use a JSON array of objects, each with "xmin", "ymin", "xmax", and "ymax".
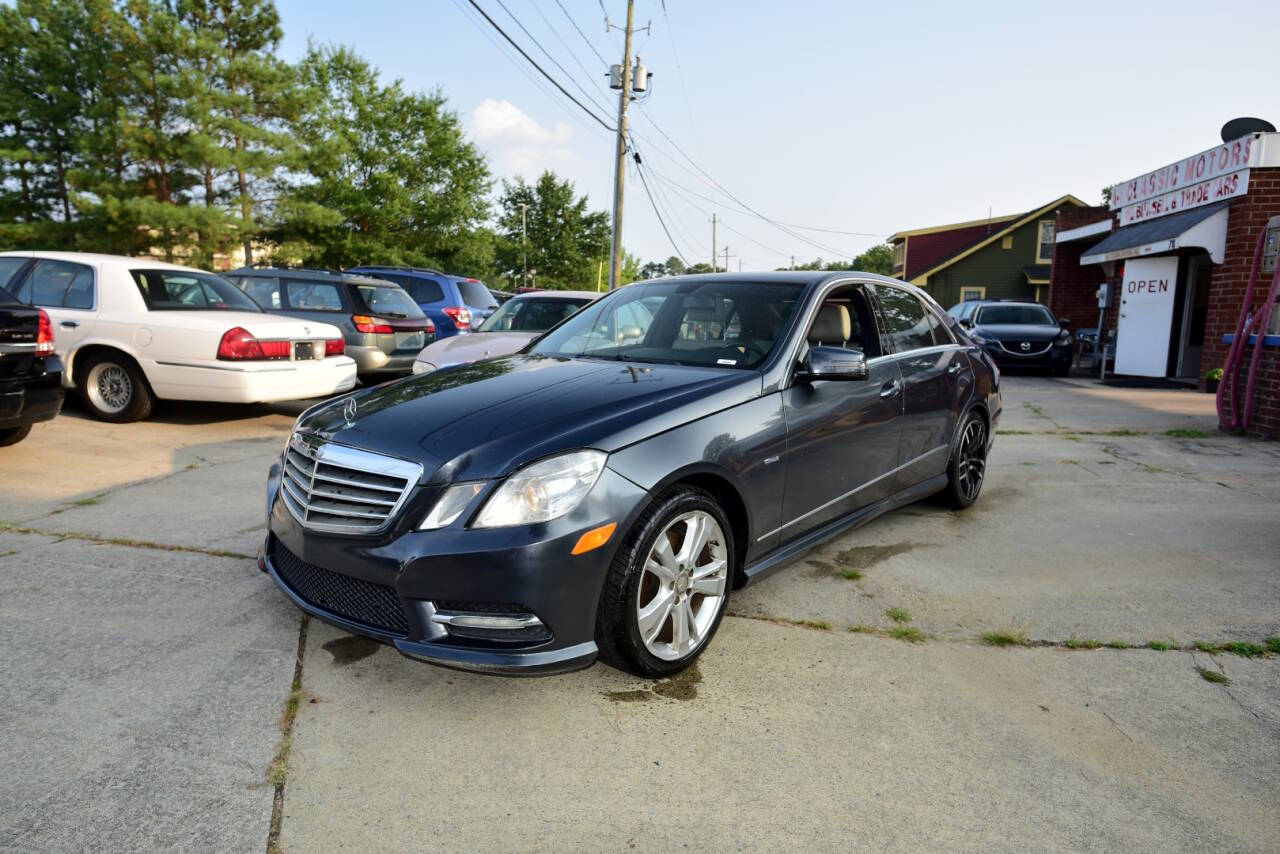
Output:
[
  {"xmin": 349, "ymin": 267, "xmax": 498, "ymax": 339},
  {"xmin": 0, "ymin": 263, "xmax": 64, "ymax": 446},
  {"xmin": 228, "ymin": 268, "xmax": 435, "ymax": 379},
  {"xmin": 949, "ymin": 299, "xmax": 1072, "ymax": 375}
]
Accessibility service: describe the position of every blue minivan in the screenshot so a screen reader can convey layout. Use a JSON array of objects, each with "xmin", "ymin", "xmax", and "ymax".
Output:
[{"xmin": 349, "ymin": 267, "xmax": 498, "ymax": 339}]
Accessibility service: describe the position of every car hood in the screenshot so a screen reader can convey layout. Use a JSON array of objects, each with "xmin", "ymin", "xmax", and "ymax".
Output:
[
  {"xmin": 974, "ymin": 323, "xmax": 1064, "ymax": 342},
  {"xmin": 297, "ymin": 354, "xmax": 761, "ymax": 482},
  {"xmin": 415, "ymin": 331, "xmax": 537, "ymax": 367}
]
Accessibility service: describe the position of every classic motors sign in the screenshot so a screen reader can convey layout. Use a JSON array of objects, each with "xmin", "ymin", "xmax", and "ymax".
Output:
[{"xmin": 1110, "ymin": 135, "xmax": 1253, "ymax": 225}]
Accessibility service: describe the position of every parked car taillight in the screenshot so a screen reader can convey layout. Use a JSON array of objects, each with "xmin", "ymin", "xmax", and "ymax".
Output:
[
  {"xmin": 217, "ymin": 327, "xmax": 290, "ymax": 360},
  {"xmin": 425, "ymin": 319, "xmax": 436, "ymax": 335},
  {"xmin": 325, "ymin": 338, "xmax": 345, "ymax": 356},
  {"xmin": 442, "ymin": 306, "xmax": 472, "ymax": 329},
  {"xmin": 352, "ymin": 314, "xmax": 395, "ymax": 334},
  {"xmin": 35, "ymin": 309, "xmax": 55, "ymax": 356}
]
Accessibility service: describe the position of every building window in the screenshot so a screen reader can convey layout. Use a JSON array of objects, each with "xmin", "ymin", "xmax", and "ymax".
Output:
[
  {"xmin": 1036, "ymin": 220, "xmax": 1055, "ymax": 263},
  {"xmin": 1001, "ymin": 235, "xmax": 1013, "ymax": 250},
  {"xmin": 892, "ymin": 241, "xmax": 905, "ymax": 268},
  {"xmin": 960, "ymin": 286, "xmax": 985, "ymax": 301}
]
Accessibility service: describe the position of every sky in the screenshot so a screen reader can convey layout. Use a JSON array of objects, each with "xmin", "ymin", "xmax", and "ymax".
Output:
[{"xmin": 273, "ymin": 0, "xmax": 1280, "ymax": 272}]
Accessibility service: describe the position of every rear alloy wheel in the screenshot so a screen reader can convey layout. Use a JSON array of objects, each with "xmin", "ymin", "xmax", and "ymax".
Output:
[
  {"xmin": 81, "ymin": 353, "xmax": 153, "ymax": 423},
  {"xmin": 943, "ymin": 410, "xmax": 988, "ymax": 509},
  {"xmin": 0, "ymin": 425, "xmax": 32, "ymax": 447},
  {"xmin": 596, "ymin": 486, "xmax": 733, "ymax": 677}
]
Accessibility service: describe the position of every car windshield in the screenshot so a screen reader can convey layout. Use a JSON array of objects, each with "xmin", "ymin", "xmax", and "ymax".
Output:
[
  {"xmin": 131, "ymin": 269, "xmax": 261, "ymax": 312},
  {"xmin": 529, "ymin": 280, "xmax": 803, "ymax": 370},
  {"xmin": 976, "ymin": 304, "xmax": 1055, "ymax": 325},
  {"xmin": 356, "ymin": 285, "xmax": 425, "ymax": 318},
  {"xmin": 477, "ymin": 295, "xmax": 592, "ymax": 333}
]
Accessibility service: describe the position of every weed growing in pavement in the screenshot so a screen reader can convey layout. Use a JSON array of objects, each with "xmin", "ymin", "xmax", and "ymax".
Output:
[
  {"xmin": 1059, "ymin": 459, "xmax": 1080, "ymax": 465},
  {"xmin": 1141, "ymin": 464, "xmax": 1168, "ymax": 474},
  {"xmin": 1061, "ymin": 433, "xmax": 1082, "ymax": 442},
  {"xmin": 1105, "ymin": 640, "xmax": 1131, "ymax": 649},
  {"xmin": 1148, "ymin": 640, "xmax": 1176, "ymax": 651},
  {"xmin": 1197, "ymin": 667, "xmax": 1230, "ymax": 685},
  {"xmin": 889, "ymin": 626, "xmax": 926, "ymax": 643},
  {"xmin": 1023, "ymin": 402, "xmax": 1047, "ymax": 418},
  {"xmin": 1103, "ymin": 429, "xmax": 1146, "ymax": 436},
  {"xmin": 982, "ymin": 630, "xmax": 1027, "ymax": 647},
  {"xmin": 0, "ymin": 549, "xmax": 17, "ymax": 558},
  {"xmin": 1064, "ymin": 638, "xmax": 1103, "ymax": 649},
  {"xmin": 791, "ymin": 618, "xmax": 832, "ymax": 631},
  {"xmin": 1222, "ymin": 641, "xmax": 1266, "ymax": 658},
  {"xmin": 997, "ymin": 429, "xmax": 1034, "ymax": 435},
  {"xmin": 1268, "ymin": 637, "xmax": 1280, "ymax": 654},
  {"xmin": 1195, "ymin": 641, "xmax": 1221, "ymax": 654},
  {"xmin": 847, "ymin": 625, "xmax": 874, "ymax": 633},
  {"xmin": 68, "ymin": 494, "xmax": 107, "ymax": 507},
  {"xmin": 839, "ymin": 568, "xmax": 863, "ymax": 581},
  {"xmin": 1164, "ymin": 428, "xmax": 1210, "ymax": 439},
  {"xmin": 885, "ymin": 607, "xmax": 912, "ymax": 623}
]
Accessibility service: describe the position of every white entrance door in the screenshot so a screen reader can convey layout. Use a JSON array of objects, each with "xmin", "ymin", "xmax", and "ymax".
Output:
[{"xmin": 1115, "ymin": 256, "xmax": 1179, "ymax": 377}]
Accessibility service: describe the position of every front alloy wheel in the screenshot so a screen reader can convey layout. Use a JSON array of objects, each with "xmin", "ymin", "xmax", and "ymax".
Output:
[{"xmin": 596, "ymin": 486, "xmax": 733, "ymax": 677}]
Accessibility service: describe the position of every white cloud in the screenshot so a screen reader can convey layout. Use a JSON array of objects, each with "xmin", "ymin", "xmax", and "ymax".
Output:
[{"xmin": 469, "ymin": 98, "xmax": 577, "ymax": 178}]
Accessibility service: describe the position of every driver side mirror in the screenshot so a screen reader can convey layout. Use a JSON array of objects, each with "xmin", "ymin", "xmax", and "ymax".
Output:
[
  {"xmin": 958, "ymin": 317, "xmax": 974, "ymax": 328},
  {"xmin": 1058, "ymin": 318, "xmax": 1072, "ymax": 328},
  {"xmin": 797, "ymin": 345, "xmax": 868, "ymax": 382}
]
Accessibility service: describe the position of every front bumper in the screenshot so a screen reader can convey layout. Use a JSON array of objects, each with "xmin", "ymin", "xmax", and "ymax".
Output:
[
  {"xmin": 0, "ymin": 356, "xmax": 65, "ymax": 430},
  {"xmin": 263, "ymin": 465, "xmax": 650, "ymax": 675},
  {"xmin": 982, "ymin": 342, "xmax": 1071, "ymax": 368}
]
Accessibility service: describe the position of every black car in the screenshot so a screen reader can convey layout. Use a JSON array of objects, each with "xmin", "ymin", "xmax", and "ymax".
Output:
[
  {"xmin": 0, "ymin": 278, "xmax": 65, "ymax": 446},
  {"xmin": 261, "ymin": 273, "xmax": 1001, "ymax": 677},
  {"xmin": 949, "ymin": 299, "xmax": 1073, "ymax": 375}
]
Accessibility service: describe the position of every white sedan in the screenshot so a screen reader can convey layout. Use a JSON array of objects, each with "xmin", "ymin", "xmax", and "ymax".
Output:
[
  {"xmin": 0, "ymin": 251, "xmax": 357, "ymax": 422},
  {"xmin": 412, "ymin": 289, "xmax": 599, "ymax": 375}
]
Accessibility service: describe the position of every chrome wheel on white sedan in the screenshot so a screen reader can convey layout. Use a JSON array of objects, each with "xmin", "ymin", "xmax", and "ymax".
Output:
[{"xmin": 80, "ymin": 353, "xmax": 153, "ymax": 423}]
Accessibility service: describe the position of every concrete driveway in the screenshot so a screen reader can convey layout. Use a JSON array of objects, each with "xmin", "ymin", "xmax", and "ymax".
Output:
[{"xmin": 1, "ymin": 379, "xmax": 1276, "ymax": 852}]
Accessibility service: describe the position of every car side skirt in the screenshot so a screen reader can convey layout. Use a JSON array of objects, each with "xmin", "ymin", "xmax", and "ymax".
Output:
[{"xmin": 740, "ymin": 473, "xmax": 948, "ymax": 587}]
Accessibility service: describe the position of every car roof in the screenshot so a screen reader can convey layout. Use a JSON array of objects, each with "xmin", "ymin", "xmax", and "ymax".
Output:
[
  {"xmin": 509, "ymin": 289, "xmax": 600, "ymax": 301},
  {"xmin": 0, "ymin": 250, "xmax": 214, "ymax": 274},
  {"xmin": 349, "ymin": 265, "xmax": 474, "ymax": 281},
  {"xmin": 230, "ymin": 266, "xmax": 390, "ymax": 286}
]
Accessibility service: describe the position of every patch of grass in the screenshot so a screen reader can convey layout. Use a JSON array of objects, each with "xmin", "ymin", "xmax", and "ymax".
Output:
[
  {"xmin": 1163, "ymin": 428, "xmax": 1209, "ymax": 439},
  {"xmin": 1061, "ymin": 433, "xmax": 1082, "ymax": 442},
  {"xmin": 1222, "ymin": 641, "xmax": 1266, "ymax": 658},
  {"xmin": 838, "ymin": 568, "xmax": 863, "ymax": 581},
  {"xmin": 1064, "ymin": 638, "xmax": 1103, "ymax": 649},
  {"xmin": 0, "ymin": 548, "xmax": 18, "ymax": 558},
  {"xmin": 266, "ymin": 733, "xmax": 292, "ymax": 786},
  {"xmin": 997, "ymin": 429, "xmax": 1034, "ymax": 435},
  {"xmin": 885, "ymin": 607, "xmax": 912, "ymax": 624},
  {"xmin": 184, "ymin": 462, "xmax": 199, "ymax": 470},
  {"xmin": 981, "ymin": 630, "xmax": 1027, "ymax": 647},
  {"xmin": 1059, "ymin": 459, "xmax": 1080, "ymax": 465},
  {"xmin": 1097, "ymin": 460, "xmax": 1117, "ymax": 465},
  {"xmin": 790, "ymin": 618, "xmax": 832, "ymax": 631},
  {"xmin": 1197, "ymin": 667, "xmax": 1230, "ymax": 685},
  {"xmin": 1103, "ymin": 428, "xmax": 1146, "ymax": 436},
  {"xmin": 1105, "ymin": 640, "xmax": 1131, "ymax": 649},
  {"xmin": 847, "ymin": 624, "xmax": 874, "ymax": 634},
  {"xmin": 1267, "ymin": 637, "xmax": 1280, "ymax": 655},
  {"xmin": 889, "ymin": 626, "xmax": 926, "ymax": 643},
  {"xmin": 1147, "ymin": 640, "xmax": 1176, "ymax": 651},
  {"xmin": 1141, "ymin": 464, "xmax": 1168, "ymax": 474},
  {"xmin": 67, "ymin": 493, "xmax": 107, "ymax": 507},
  {"xmin": 1023, "ymin": 402, "xmax": 1047, "ymax": 418},
  {"xmin": 1195, "ymin": 641, "xmax": 1221, "ymax": 654}
]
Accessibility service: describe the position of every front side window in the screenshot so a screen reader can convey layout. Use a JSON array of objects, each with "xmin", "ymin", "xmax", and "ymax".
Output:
[
  {"xmin": 531, "ymin": 280, "xmax": 802, "ymax": 370},
  {"xmin": 20, "ymin": 259, "xmax": 95, "ymax": 309},
  {"xmin": 874, "ymin": 286, "xmax": 934, "ymax": 352},
  {"xmin": 131, "ymin": 269, "xmax": 261, "ymax": 311},
  {"xmin": 356, "ymin": 285, "xmax": 425, "ymax": 318},
  {"xmin": 284, "ymin": 280, "xmax": 345, "ymax": 312},
  {"xmin": 1036, "ymin": 220, "xmax": 1055, "ymax": 263},
  {"xmin": 477, "ymin": 297, "xmax": 591, "ymax": 333}
]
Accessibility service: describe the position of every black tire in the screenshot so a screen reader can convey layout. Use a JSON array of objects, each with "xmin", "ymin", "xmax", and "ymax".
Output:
[
  {"xmin": 0, "ymin": 425, "xmax": 32, "ymax": 446},
  {"xmin": 79, "ymin": 352, "xmax": 154, "ymax": 423},
  {"xmin": 1052, "ymin": 362, "xmax": 1071, "ymax": 377},
  {"xmin": 941, "ymin": 409, "xmax": 988, "ymax": 509},
  {"xmin": 595, "ymin": 485, "xmax": 734, "ymax": 678}
]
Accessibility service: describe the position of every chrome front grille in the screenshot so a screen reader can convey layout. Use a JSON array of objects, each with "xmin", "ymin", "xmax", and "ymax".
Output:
[
  {"xmin": 998, "ymin": 340, "xmax": 1052, "ymax": 356},
  {"xmin": 280, "ymin": 434, "xmax": 422, "ymax": 533}
]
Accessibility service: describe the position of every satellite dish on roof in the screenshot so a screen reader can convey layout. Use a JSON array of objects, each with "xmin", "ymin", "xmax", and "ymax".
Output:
[{"xmin": 1221, "ymin": 117, "xmax": 1275, "ymax": 142}]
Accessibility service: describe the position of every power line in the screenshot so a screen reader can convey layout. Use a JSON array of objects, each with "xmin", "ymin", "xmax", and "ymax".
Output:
[
  {"xmin": 493, "ymin": 0, "xmax": 614, "ymax": 118},
  {"xmin": 633, "ymin": 151, "xmax": 688, "ymax": 265},
  {"xmin": 466, "ymin": 0, "xmax": 615, "ymax": 133},
  {"xmin": 555, "ymin": 0, "xmax": 610, "ymax": 67},
  {"xmin": 658, "ymin": 0, "xmax": 704, "ymax": 161},
  {"xmin": 529, "ymin": 1, "xmax": 612, "ymax": 100}
]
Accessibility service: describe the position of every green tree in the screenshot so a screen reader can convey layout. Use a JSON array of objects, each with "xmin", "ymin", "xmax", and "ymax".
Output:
[
  {"xmin": 851, "ymin": 242, "xmax": 893, "ymax": 276},
  {"xmin": 269, "ymin": 45, "xmax": 492, "ymax": 270},
  {"xmin": 494, "ymin": 171, "xmax": 609, "ymax": 290}
]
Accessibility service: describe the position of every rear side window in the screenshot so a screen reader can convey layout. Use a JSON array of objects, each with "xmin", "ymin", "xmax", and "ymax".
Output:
[
  {"xmin": 457, "ymin": 280, "xmax": 496, "ymax": 308},
  {"xmin": 875, "ymin": 286, "xmax": 935, "ymax": 352},
  {"xmin": 407, "ymin": 278, "xmax": 445, "ymax": 304},
  {"xmin": 0, "ymin": 257, "xmax": 28, "ymax": 294},
  {"xmin": 925, "ymin": 310, "xmax": 954, "ymax": 345},
  {"xmin": 284, "ymin": 280, "xmax": 345, "ymax": 311},
  {"xmin": 131, "ymin": 269, "xmax": 261, "ymax": 311},
  {"xmin": 232, "ymin": 276, "xmax": 283, "ymax": 309},
  {"xmin": 355, "ymin": 285, "xmax": 424, "ymax": 317},
  {"xmin": 19, "ymin": 259, "xmax": 95, "ymax": 309}
]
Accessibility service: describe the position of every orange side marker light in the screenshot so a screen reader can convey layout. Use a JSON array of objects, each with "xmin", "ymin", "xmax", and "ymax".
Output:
[{"xmin": 571, "ymin": 522, "xmax": 617, "ymax": 556}]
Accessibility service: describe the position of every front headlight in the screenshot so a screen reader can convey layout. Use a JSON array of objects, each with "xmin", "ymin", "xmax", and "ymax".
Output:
[
  {"xmin": 420, "ymin": 482, "xmax": 485, "ymax": 530},
  {"xmin": 473, "ymin": 449, "xmax": 607, "ymax": 528},
  {"xmin": 411, "ymin": 360, "xmax": 435, "ymax": 375}
]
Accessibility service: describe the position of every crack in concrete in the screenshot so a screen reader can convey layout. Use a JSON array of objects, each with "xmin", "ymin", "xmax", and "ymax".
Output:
[
  {"xmin": 0, "ymin": 523, "xmax": 253, "ymax": 560},
  {"xmin": 267, "ymin": 614, "xmax": 309, "ymax": 854}
]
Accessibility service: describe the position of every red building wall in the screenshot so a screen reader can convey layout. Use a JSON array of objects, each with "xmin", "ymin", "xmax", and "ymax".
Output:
[
  {"xmin": 1202, "ymin": 166, "xmax": 1280, "ymax": 439},
  {"xmin": 1048, "ymin": 207, "xmax": 1113, "ymax": 331}
]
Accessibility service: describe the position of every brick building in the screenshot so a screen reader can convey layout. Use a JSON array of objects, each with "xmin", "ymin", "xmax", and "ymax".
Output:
[{"xmin": 1046, "ymin": 130, "xmax": 1280, "ymax": 439}]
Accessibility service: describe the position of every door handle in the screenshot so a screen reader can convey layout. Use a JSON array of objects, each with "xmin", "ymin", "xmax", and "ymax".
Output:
[
  {"xmin": 60, "ymin": 320, "xmax": 80, "ymax": 329},
  {"xmin": 879, "ymin": 380, "xmax": 901, "ymax": 398}
]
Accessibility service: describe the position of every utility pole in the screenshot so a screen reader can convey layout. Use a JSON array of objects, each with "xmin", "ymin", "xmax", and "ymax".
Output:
[
  {"xmin": 607, "ymin": 0, "xmax": 637, "ymax": 291},
  {"xmin": 711, "ymin": 212, "xmax": 717, "ymax": 271},
  {"xmin": 723, "ymin": 246, "xmax": 730, "ymax": 273},
  {"xmin": 790, "ymin": 255, "xmax": 795, "ymax": 271},
  {"xmin": 519, "ymin": 202, "xmax": 528, "ymax": 289}
]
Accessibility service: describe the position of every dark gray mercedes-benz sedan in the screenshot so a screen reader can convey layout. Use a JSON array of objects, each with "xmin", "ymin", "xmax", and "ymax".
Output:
[{"xmin": 261, "ymin": 273, "xmax": 1001, "ymax": 677}]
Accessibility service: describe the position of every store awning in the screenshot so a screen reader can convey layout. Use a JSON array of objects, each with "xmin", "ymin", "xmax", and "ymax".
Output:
[
  {"xmin": 1081, "ymin": 201, "xmax": 1229, "ymax": 265},
  {"xmin": 1022, "ymin": 265, "xmax": 1050, "ymax": 284}
]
